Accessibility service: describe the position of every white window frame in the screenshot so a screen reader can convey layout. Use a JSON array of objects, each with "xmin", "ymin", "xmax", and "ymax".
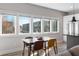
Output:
[
  {"xmin": 50, "ymin": 18, "xmax": 59, "ymax": 33},
  {"xmin": 0, "ymin": 15, "xmax": 2, "ymax": 35},
  {"xmin": 1, "ymin": 14, "xmax": 16, "ymax": 35},
  {"xmin": 32, "ymin": 17, "xmax": 41, "ymax": 34},
  {"xmin": 18, "ymin": 15, "xmax": 31, "ymax": 35},
  {"xmin": 42, "ymin": 18, "xmax": 50, "ymax": 33},
  {"xmin": 0, "ymin": 12, "xmax": 60, "ymax": 36}
]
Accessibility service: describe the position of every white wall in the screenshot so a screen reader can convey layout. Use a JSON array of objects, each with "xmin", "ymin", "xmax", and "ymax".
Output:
[
  {"xmin": 63, "ymin": 14, "xmax": 79, "ymax": 42},
  {"xmin": 0, "ymin": 3, "xmax": 65, "ymax": 55}
]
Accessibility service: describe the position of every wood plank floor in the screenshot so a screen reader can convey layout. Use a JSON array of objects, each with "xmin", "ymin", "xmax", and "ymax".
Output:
[{"xmin": 2, "ymin": 42, "xmax": 67, "ymax": 56}]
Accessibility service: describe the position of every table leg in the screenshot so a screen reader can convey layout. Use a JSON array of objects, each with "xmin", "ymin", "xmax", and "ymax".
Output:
[
  {"xmin": 28, "ymin": 44, "xmax": 31, "ymax": 56},
  {"xmin": 22, "ymin": 42, "xmax": 25, "ymax": 56}
]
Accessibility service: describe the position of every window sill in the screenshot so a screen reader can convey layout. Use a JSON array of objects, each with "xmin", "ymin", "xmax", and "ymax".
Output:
[{"xmin": 0, "ymin": 34, "xmax": 17, "ymax": 37}]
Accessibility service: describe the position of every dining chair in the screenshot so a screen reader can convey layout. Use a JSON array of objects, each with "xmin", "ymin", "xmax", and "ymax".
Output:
[
  {"xmin": 31, "ymin": 40, "xmax": 45, "ymax": 56},
  {"xmin": 46, "ymin": 39, "xmax": 58, "ymax": 55},
  {"xmin": 37, "ymin": 37, "xmax": 43, "ymax": 40}
]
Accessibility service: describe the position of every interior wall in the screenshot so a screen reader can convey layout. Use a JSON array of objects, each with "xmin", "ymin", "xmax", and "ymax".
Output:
[
  {"xmin": 63, "ymin": 14, "xmax": 79, "ymax": 42},
  {"xmin": 0, "ymin": 3, "xmax": 65, "ymax": 55}
]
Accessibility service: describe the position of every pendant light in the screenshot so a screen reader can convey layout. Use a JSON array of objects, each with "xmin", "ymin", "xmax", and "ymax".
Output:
[
  {"xmin": 72, "ymin": 3, "xmax": 76, "ymax": 22},
  {"xmin": 67, "ymin": 3, "xmax": 79, "ymax": 35},
  {"xmin": 72, "ymin": 16, "xmax": 76, "ymax": 22}
]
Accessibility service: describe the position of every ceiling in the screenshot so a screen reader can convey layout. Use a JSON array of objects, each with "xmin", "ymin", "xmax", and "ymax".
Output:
[{"xmin": 32, "ymin": 3, "xmax": 79, "ymax": 12}]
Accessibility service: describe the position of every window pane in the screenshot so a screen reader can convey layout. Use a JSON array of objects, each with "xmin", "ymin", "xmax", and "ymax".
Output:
[
  {"xmin": 52, "ymin": 20, "xmax": 58, "ymax": 32},
  {"xmin": 33, "ymin": 18, "xmax": 41, "ymax": 33},
  {"xmin": 2, "ymin": 15, "xmax": 15, "ymax": 34},
  {"xmin": 68, "ymin": 22, "xmax": 79, "ymax": 35},
  {"xmin": 19, "ymin": 16, "xmax": 30, "ymax": 33},
  {"xmin": 43, "ymin": 20, "xmax": 50, "ymax": 32}
]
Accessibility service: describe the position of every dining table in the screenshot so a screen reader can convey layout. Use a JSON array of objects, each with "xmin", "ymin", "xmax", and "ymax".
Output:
[{"xmin": 22, "ymin": 38, "xmax": 48, "ymax": 56}]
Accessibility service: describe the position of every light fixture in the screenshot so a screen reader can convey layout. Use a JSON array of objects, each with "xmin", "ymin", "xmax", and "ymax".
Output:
[
  {"xmin": 72, "ymin": 3, "xmax": 76, "ymax": 22},
  {"xmin": 67, "ymin": 3, "xmax": 79, "ymax": 35},
  {"xmin": 72, "ymin": 16, "xmax": 76, "ymax": 22}
]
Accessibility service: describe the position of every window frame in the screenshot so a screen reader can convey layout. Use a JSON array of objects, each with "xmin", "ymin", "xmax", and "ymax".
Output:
[
  {"xmin": 42, "ymin": 18, "xmax": 51, "ymax": 33},
  {"xmin": 50, "ymin": 18, "xmax": 59, "ymax": 33},
  {"xmin": 18, "ymin": 15, "xmax": 31, "ymax": 35},
  {"xmin": 0, "ymin": 13, "xmax": 60, "ymax": 36},
  {"xmin": 1, "ymin": 14, "xmax": 16, "ymax": 35},
  {"xmin": 32, "ymin": 17, "xmax": 41, "ymax": 34}
]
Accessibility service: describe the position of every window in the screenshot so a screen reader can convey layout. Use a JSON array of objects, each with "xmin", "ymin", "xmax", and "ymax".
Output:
[
  {"xmin": 33, "ymin": 18, "xmax": 41, "ymax": 33},
  {"xmin": 0, "ymin": 13, "xmax": 59, "ymax": 35},
  {"xmin": 68, "ymin": 22, "xmax": 79, "ymax": 35},
  {"xmin": 2, "ymin": 15, "xmax": 15, "ymax": 34},
  {"xmin": 43, "ymin": 19, "xmax": 50, "ymax": 32},
  {"xmin": 19, "ymin": 16, "xmax": 30, "ymax": 33},
  {"xmin": 51, "ymin": 20, "xmax": 58, "ymax": 32}
]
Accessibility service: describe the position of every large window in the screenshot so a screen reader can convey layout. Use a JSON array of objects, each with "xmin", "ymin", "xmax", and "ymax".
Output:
[
  {"xmin": 33, "ymin": 18, "xmax": 41, "ymax": 33},
  {"xmin": 19, "ymin": 16, "xmax": 30, "ymax": 33},
  {"xmin": 2, "ymin": 15, "xmax": 15, "ymax": 34},
  {"xmin": 43, "ymin": 19, "xmax": 50, "ymax": 32},
  {"xmin": 0, "ymin": 13, "xmax": 59, "ymax": 35},
  {"xmin": 51, "ymin": 20, "xmax": 58, "ymax": 32}
]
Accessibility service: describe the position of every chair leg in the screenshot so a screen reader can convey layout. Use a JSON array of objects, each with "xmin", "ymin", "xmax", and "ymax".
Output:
[
  {"xmin": 45, "ymin": 49, "xmax": 47, "ymax": 56},
  {"xmin": 22, "ymin": 42, "xmax": 25, "ymax": 56},
  {"xmin": 44, "ymin": 42, "xmax": 47, "ymax": 56},
  {"xmin": 56, "ymin": 46, "xmax": 58, "ymax": 54},
  {"xmin": 48, "ymin": 49, "xmax": 49, "ymax": 56},
  {"xmin": 33, "ymin": 51, "xmax": 34, "ymax": 56},
  {"xmin": 53, "ymin": 46, "xmax": 57, "ymax": 54},
  {"xmin": 55, "ymin": 41, "xmax": 58, "ymax": 54},
  {"xmin": 37, "ymin": 51, "xmax": 40, "ymax": 56},
  {"xmin": 54, "ymin": 46, "xmax": 58, "ymax": 54}
]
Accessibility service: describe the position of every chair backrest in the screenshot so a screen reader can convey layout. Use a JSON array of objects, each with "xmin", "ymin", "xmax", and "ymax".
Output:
[
  {"xmin": 48, "ymin": 39, "xmax": 57, "ymax": 48},
  {"xmin": 37, "ymin": 37, "xmax": 43, "ymax": 40},
  {"xmin": 33, "ymin": 40, "xmax": 43, "ymax": 51}
]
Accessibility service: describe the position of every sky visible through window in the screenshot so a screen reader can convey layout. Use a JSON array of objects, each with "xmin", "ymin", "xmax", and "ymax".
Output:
[
  {"xmin": 19, "ymin": 16, "xmax": 30, "ymax": 25},
  {"xmin": 2, "ymin": 15, "xmax": 15, "ymax": 34},
  {"xmin": 33, "ymin": 18, "xmax": 40, "ymax": 22},
  {"xmin": 4, "ymin": 15, "xmax": 14, "ymax": 22},
  {"xmin": 19, "ymin": 16, "xmax": 41, "ymax": 25}
]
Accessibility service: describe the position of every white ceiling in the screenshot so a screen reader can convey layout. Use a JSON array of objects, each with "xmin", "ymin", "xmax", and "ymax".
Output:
[{"xmin": 33, "ymin": 3, "xmax": 79, "ymax": 12}]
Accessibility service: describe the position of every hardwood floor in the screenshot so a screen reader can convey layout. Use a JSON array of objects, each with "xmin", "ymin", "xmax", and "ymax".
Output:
[{"xmin": 2, "ymin": 42, "xmax": 67, "ymax": 56}]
